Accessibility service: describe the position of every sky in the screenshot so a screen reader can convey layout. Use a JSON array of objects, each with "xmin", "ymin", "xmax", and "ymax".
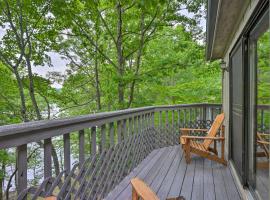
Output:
[{"xmin": 0, "ymin": 8, "xmax": 206, "ymax": 89}]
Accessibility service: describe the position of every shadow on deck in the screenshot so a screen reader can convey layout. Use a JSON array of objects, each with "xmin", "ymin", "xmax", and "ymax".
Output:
[{"xmin": 105, "ymin": 145, "xmax": 242, "ymax": 200}]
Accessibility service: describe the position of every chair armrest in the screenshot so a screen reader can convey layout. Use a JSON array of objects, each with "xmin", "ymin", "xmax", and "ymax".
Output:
[
  {"xmin": 180, "ymin": 128, "xmax": 208, "ymax": 132},
  {"xmin": 257, "ymin": 140, "xmax": 270, "ymax": 145},
  {"xmin": 44, "ymin": 197, "xmax": 57, "ymax": 200},
  {"xmin": 131, "ymin": 178, "xmax": 159, "ymax": 200},
  {"xmin": 181, "ymin": 135, "xmax": 225, "ymax": 140}
]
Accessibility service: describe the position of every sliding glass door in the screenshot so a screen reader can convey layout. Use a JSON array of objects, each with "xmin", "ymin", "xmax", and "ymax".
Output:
[{"xmin": 248, "ymin": 7, "xmax": 269, "ymax": 200}]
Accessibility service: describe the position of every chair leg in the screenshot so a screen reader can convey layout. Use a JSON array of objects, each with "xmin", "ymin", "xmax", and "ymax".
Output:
[
  {"xmin": 184, "ymin": 142, "xmax": 191, "ymax": 164},
  {"xmin": 132, "ymin": 186, "xmax": 139, "ymax": 200}
]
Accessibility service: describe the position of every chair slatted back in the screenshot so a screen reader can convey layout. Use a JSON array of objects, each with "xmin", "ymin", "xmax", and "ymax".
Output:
[
  {"xmin": 257, "ymin": 133, "xmax": 269, "ymax": 159},
  {"xmin": 203, "ymin": 113, "xmax": 225, "ymax": 149}
]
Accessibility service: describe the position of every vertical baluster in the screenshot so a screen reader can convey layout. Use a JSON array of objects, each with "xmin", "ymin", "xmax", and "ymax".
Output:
[
  {"xmin": 117, "ymin": 120, "xmax": 122, "ymax": 143},
  {"xmin": 122, "ymin": 119, "xmax": 127, "ymax": 140},
  {"xmin": 109, "ymin": 122, "xmax": 114, "ymax": 146},
  {"xmin": 17, "ymin": 144, "xmax": 27, "ymax": 196},
  {"xmin": 142, "ymin": 114, "xmax": 145, "ymax": 131},
  {"xmin": 211, "ymin": 108, "xmax": 214, "ymax": 122},
  {"xmin": 78, "ymin": 130, "xmax": 85, "ymax": 167},
  {"xmin": 63, "ymin": 133, "xmax": 71, "ymax": 176},
  {"xmin": 146, "ymin": 113, "xmax": 149, "ymax": 128},
  {"xmin": 178, "ymin": 110, "xmax": 180, "ymax": 128},
  {"xmin": 172, "ymin": 110, "xmax": 175, "ymax": 129},
  {"xmin": 203, "ymin": 106, "xmax": 207, "ymax": 123},
  {"xmin": 91, "ymin": 127, "xmax": 96, "ymax": 155},
  {"xmin": 134, "ymin": 116, "xmax": 137, "ymax": 134},
  {"xmin": 138, "ymin": 115, "xmax": 141, "ymax": 133},
  {"xmin": 165, "ymin": 111, "xmax": 168, "ymax": 128},
  {"xmin": 129, "ymin": 118, "xmax": 133, "ymax": 135},
  {"xmin": 189, "ymin": 108, "xmax": 192, "ymax": 126},
  {"xmin": 44, "ymin": 138, "xmax": 52, "ymax": 178},
  {"xmin": 147, "ymin": 113, "xmax": 149, "ymax": 128},
  {"xmin": 101, "ymin": 124, "xmax": 106, "ymax": 152},
  {"xmin": 183, "ymin": 109, "xmax": 186, "ymax": 127},
  {"xmin": 144, "ymin": 114, "xmax": 147, "ymax": 129},
  {"xmin": 159, "ymin": 111, "xmax": 162, "ymax": 128},
  {"xmin": 261, "ymin": 109, "xmax": 264, "ymax": 132},
  {"xmin": 152, "ymin": 112, "xmax": 155, "ymax": 128},
  {"xmin": 195, "ymin": 108, "xmax": 198, "ymax": 121}
]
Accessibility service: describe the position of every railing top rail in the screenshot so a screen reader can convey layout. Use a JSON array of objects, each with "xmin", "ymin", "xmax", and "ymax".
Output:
[{"xmin": 0, "ymin": 103, "xmax": 221, "ymax": 148}]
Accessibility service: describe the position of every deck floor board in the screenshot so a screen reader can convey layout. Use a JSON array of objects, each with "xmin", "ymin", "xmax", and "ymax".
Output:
[{"xmin": 105, "ymin": 145, "xmax": 242, "ymax": 200}]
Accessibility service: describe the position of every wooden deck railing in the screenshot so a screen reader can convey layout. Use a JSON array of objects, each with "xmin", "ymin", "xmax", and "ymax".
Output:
[
  {"xmin": 0, "ymin": 103, "xmax": 222, "ymax": 199},
  {"xmin": 257, "ymin": 104, "xmax": 270, "ymax": 133}
]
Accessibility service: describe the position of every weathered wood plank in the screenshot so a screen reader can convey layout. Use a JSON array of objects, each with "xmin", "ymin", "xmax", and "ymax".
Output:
[
  {"xmin": 191, "ymin": 157, "xmax": 204, "ymax": 200},
  {"xmin": 150, "ymin": 146, "xmax": 179, "ymax": 193},
  {"xmin": 44, "ymin": 138, "xmax": 52, "ymax": 178},
  {"xmin": 156, "ymin": 146, "xmax": 182, "ymax": 200},
  {"xmin": 179, "ymin": 154, "xmax": 196, "ymax": 199},
  {"xmin": 17, "ymin": 144, "xmax": 27, "ymax": 195},
  {"xmin": 168, "ymin": 148, "xmax": 186, "ymax": 198},
  {"xmin": 212, "ymin": 162, "xmax": 228, "ymax": 200},
  {"xmin": 221, "ymin": 165, "xmax": 241, "ymax": 200},
  {"xmin": 203, "ymin": 159, "xmax": 215, "ymax": 200}
]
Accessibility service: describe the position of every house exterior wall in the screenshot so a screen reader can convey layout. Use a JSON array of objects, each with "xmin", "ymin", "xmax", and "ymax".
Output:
[{"xmin": 221, "ymin": 0, "xmax": 260, "ymax": 159}]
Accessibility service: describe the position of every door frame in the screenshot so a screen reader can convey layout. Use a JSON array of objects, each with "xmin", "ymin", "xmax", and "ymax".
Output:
[
  {"xmin": 229, "ymin": 37, "xmax": 246, "ymax": 185},
  {"xmin": 228, "ymin": 0, "xmax": 269, "ymax": 197}
]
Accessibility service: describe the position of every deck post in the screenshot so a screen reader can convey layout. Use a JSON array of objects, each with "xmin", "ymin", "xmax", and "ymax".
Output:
[
  {"xmin": 17, "ymin": 144, "xmax": 27, "ymax": 197},
  {"xmin": 44, "ymin": 138, "xmax": 52, "ymax": 178}
]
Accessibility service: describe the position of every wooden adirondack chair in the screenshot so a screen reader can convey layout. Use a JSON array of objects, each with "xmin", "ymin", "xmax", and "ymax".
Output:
[
  {"xmin": 256, "ymin": 132, "xmax": 270, "ymax": 169},
  {"xmin": 131, "ymin": 178, "xmax": 184, "ymax": 200},
  {"xmin": 180, "ymin": 113, "xmax": 226, "ymax": 165}
]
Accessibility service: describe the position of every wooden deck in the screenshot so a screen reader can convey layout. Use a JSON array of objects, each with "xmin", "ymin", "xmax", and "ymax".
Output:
[{"xmin": 105, "ymin": 145, "xmax": 242, "ymax": 200}]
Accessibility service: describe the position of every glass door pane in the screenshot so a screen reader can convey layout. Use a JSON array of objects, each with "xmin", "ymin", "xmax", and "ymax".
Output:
[{"xmin": 249, "ymin": 8, "xmax": 269, "ymax": 200}]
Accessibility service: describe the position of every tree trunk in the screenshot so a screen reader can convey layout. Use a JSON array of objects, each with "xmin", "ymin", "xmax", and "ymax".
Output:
[
  {"xmin": 94, "ymin": 22, "xmax": 102, "ymax": 111},
  {"xmin": 128, "ymin": 12, "xmax": 145, "ymax": 108},
  {"xmin": 116, "ymin": 2, "xmax": 125, "ymax": 109},
  {"xmin": 25, "ymin": 54, "xmax": 42, "ymax": 120},
  {"xmin": 14, "ymin": 68, "xmax": 28, "ymax": 122}
]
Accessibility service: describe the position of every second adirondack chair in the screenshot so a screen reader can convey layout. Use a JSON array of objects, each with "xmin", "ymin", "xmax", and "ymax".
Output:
[
  {"xmin": 256, "ymin": 132, "xmax": 269, "ymax": 169},
  {"xmin": 180, "ymin": 113, "xmax": 226, "ymax": 165}
]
